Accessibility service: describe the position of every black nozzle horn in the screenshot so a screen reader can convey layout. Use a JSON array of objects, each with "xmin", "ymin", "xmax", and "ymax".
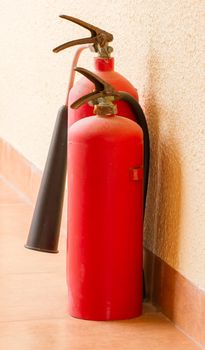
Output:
[{"xmin": 25, "ymin": 105, "xmax": 68, "ymax": 253}]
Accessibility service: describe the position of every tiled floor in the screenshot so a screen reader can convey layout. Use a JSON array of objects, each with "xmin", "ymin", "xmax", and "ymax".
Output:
[{"xmin": 0, "ymin": 176, "xmax": 201, "ymax": 349}]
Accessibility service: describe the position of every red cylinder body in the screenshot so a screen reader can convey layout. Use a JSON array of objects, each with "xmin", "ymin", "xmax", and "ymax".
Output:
[
  {"xmin": 68, "ymin": 113, "xmax": 143, "ymax": 320},
  {"xmin": 68, "ymin": 57, "xmax": 138, "ymax": 127}
]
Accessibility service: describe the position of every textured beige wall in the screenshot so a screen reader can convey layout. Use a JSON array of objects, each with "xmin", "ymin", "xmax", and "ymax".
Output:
[{"xmin": 0, "ymin": 1, "xmax": 204, "ymax": 289}]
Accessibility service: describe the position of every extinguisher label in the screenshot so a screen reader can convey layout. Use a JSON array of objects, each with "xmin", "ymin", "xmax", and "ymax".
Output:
[{"xmin": 129, "ymin": 167, "xmax": 144, "ymax": 181}]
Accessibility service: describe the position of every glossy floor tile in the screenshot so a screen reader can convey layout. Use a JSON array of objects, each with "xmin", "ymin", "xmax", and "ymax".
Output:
[
  {"xmin": 0, "ymin": 176, "xmax": 201, "ymax": 349},
  {"xmin": 0, "ymin": 313, "xmax": 201, "ymax": 350}
]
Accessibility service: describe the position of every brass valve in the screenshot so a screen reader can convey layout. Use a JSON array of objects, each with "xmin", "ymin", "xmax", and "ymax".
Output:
[{"xmin": 53, "ymin": 15, "xmax": 113, "ymax": 58}]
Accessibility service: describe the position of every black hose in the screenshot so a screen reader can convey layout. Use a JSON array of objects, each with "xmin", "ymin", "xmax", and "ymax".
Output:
[
  {"xmin": 120, "ymin": 93, "xmax": 150, "ymax": 300},
  {"xmin": 119, "ymin": 92, "xmax": 150, "ymax": 214}
]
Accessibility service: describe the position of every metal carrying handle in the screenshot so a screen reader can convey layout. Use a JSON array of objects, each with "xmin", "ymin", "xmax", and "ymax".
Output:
[
  {"xmin": 70, "ymin": 67, "xmax": 119, "ymax": 109},
  {"xmin": 53, "ymin": 15, "xmax": 113, "ymax": 57}
]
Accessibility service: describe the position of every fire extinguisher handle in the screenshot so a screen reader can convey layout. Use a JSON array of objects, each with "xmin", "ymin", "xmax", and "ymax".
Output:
[
  {"xmin": 71, "ymin": 67, "xmax": 120, "ymax": 109},
  {"xmin": 119, "ymin": 92, "xmax": 150, "ymax": 214},
  {"xmin": 53, "ymin": 15, "xmax": 113, "ymax": 58}
]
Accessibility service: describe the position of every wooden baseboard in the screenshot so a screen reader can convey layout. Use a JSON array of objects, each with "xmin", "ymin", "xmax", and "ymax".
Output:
[
  {"xmin": 0, "ymin": 138, "xmax": 67, "ymax": 232},
  {"xmin": 0, "ymin": 138, "xmax": 41, "ymax": 203},
  {"xmin": 0, "ymin": 137, "xmax": 204, "ymax": 348},
  {"xmin": 144, "ymin": 248, "xmax": 205, "ymax": 348}
]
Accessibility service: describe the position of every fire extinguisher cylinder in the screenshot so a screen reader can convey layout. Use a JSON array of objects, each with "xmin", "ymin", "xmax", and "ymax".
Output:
[{"xmin": 67, "ymin": 68, "xmax": 144, "ymax": 320}]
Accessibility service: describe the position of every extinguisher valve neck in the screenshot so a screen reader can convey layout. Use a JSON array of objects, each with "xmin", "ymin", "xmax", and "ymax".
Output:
[
  {"xmin": 94, "ymin": 99, "xmax": 117, "ymax": 115},
  {"xmin": 95, "ymin": 44, "xmax": 114, "ymax": 58}
]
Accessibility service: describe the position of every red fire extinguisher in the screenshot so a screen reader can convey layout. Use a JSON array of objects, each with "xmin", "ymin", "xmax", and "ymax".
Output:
[
  {"xmin": 53, "ymin": 15, "xmax": 139, "ymax": 127},
  {"xmin": 67, "ymin": 68, "xmax": 144, "ymax": 320}
]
